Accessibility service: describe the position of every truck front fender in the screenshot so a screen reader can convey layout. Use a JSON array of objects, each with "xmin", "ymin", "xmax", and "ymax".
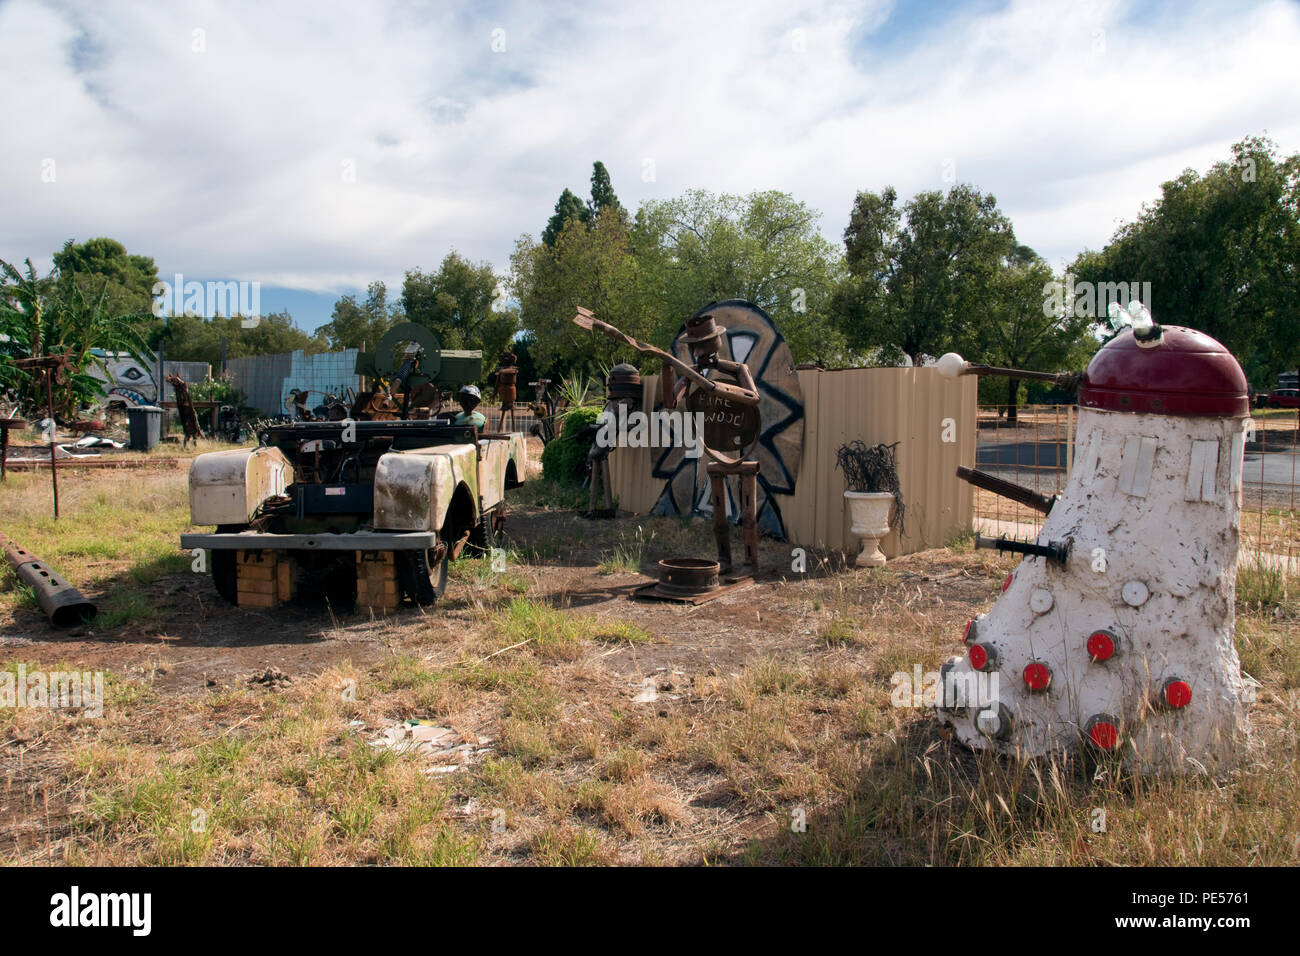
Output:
[
  {"xmin": 373, "ymin": 444, "xmax": 478, "ymax": 532},
  {"xmin": 189, "ymin": 446, "xmax": 293, "ymax": 526}
]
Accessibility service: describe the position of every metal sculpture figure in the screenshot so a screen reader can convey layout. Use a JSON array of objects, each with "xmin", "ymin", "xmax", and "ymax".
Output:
[
  {"xmin": 584, "ymin": 363, "xmax": 641, "ymax": 519},
  {"xmin": 651, "ymin": 301, "xmax": 804, "ymax": 542},
  {"xmin": 495, "ymin": 350, "xmax": 519, "ymax": 432},
  {"xmin": 528, "ymin": 379, "xmax": 558, "ymax": 444},
  {"xmin": 167, "ymin": 373, "xmax": 202, "ymax": 448},
  {"xmin": 572, "ymin": 307, "xmax": 763, "ymax": 576}
]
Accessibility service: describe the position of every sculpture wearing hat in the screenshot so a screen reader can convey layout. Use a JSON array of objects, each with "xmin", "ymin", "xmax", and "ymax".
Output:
[
  {"xmin": 571, "ymin": 306, "xmax": 763, "ymax": 576},
  {"xmin": 455, "ymin": 384, "xmax": 486, "ymax": 436},
  {"xmin": 584, "ymin": 363, "xmax": 642, "ymax": 519},
  {"xmin": 665, "ymin": 313, "xmax": 763, "ymax": 575}
]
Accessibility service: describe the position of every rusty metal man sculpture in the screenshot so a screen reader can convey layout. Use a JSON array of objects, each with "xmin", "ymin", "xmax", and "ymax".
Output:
[
  {"xmin": 584, "ymin": 363, "xmax": 641, "ymax": 519},
  {"xmin": 495, "ymin": 349, "xmax": 519, "ymax": 432},
  {"xmin": 572, "ymin": 307, "xmax": 762, "ymax": 577}
]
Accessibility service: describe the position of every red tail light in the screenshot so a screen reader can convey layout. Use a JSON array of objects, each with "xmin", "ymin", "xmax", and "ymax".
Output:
[
  {"xmin": 969, "ymin": 642, "xmax": 998, "ymax": 671},
  {"xmin": 1087, "ymin": 629, "xmax": 1118, "ymax": 662},
  {"xmin": 1162, "ymin": 678, "xmax": 1192, "ymax": 709},
  {"xmin": 1023, "ymin": 661, "xmax": 1052, "ymax": 691},
  {"xmin": 1084, "ymin": 714, "xmax": 1121, "ymax": 750}
]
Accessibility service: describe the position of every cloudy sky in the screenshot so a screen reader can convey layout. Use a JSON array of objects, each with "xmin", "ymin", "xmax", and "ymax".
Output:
[{"xmin": 2, "ymin": 0, "xmax": 1298, "ymax": 331}]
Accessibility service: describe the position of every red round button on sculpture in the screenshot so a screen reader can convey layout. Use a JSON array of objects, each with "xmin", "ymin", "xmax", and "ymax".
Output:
[
  {"xmin": 1087, "ymin": 630, "xmax": 1117, "ymax": 662},
  {"xmin": 1023, "ymin": 661, "xmax": 1051, "ymax": 691},
  {"xmin": 969, "ymin": 643, "xmax": 997, "ymax": 671},
  {"xmin": 1085, "ymin": 715, "xmax": 1121, "ymax": 750},
  {"xmin": 1078, "ymin": 326, "xmax": 1248, "ymax": 417},
  {"xmin": 1163, "ymin": 679, "xmax": 1192, "ymax": 709}
]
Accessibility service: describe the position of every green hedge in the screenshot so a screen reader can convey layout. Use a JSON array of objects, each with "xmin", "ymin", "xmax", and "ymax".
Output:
[{"xmin": 540, "ymin": 405, "xmax": 601, "ymax": 486}]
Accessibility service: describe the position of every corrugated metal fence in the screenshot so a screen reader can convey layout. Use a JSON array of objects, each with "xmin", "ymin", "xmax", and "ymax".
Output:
[
  {"xmin": 223, "ymin": 353, "xmax": 294, "ymax": 416},
  {"xmin": 607, "ymin": 367, "xmax": 977, "ymax": 558},
  {"xmin": 973, "ymin": 404, "xmax": 1300, "ymax": 573},
  {"xmin": 224, "ymin": 349, "xmax": 363, "ymax": 416}
]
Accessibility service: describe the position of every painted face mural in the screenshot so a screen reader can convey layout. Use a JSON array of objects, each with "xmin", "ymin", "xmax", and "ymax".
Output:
[
  {"xmin": 87, "ymin": 354, "xmax": 158, "ymax": 407},
  {"xmin": 650, "ymin": 301, "xmax": 805, "ymax": 539}
]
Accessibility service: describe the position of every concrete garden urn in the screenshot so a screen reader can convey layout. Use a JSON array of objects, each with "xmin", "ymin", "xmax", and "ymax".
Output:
[{"xmin": 844, "ymin": 491, "xmax": 895, "ymax": 567}]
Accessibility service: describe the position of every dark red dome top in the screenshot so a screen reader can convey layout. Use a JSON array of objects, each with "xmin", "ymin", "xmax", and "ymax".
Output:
[{"xmin": 1078, "ymin": 326, "xmax": 1248, "ymax": 417}]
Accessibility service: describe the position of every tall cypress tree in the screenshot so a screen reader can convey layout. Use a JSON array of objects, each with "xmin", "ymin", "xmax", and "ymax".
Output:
[
  {"xmin": 542, "ymin": 188, "xmax": 588, "ymax": 247},
  {"xmin": 588, "ymin": 161, "xmax": 624, "ymax": 219}
]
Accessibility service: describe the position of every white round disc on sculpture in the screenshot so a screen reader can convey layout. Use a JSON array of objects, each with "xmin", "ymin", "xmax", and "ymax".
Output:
[
  {"xmin": 1122, "ymin": 580, "xmax": 1151, "ymax": 607},
  {"xmin": 1029, "ymin": 589, "xmax": 1054, "ymax": 614},
  {"xmin": 936, "ymin": 352, "xmax": 967, "ymax": 379}
]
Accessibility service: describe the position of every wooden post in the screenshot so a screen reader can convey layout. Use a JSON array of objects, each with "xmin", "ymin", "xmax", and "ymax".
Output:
[{"xmin": 708, "ymin": 468, "xmax": 730, "ymax": 573}]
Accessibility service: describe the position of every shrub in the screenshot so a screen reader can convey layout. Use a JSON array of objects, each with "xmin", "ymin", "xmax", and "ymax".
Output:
[{"xmin": 540, "ymin": 405, "xmax": 601, "ymax": 486}]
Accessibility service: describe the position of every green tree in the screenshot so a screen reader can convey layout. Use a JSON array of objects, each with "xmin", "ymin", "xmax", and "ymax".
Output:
[
  {"xmin": 588, "ymin": 161, "xmax": 625, "ymax": 222},
  {"xmin": 52, "ymin": 237, "xmax": 159, "ymax": 317},
  {"xmin": 320, "ymin": 281, "xmax": 401, "ymax": 351},
  {"xmin": 633, "ymin": 189, "xmax": 847, "ymax": 364},
  {"xmin": 0, "ymin": 256, "xmax": 154, "ymax": 417},
  {"xmin": 476, "ymin": 306, "xmax": 521, "ymax": 370},
  {"xmin": 153, "ymin": 311, "xmax": 324, "ymax": 365},
  {"xmin": 971, "ymin": 250, "xmax": 1094, "ymax": 422},
  {"xmin": 1071, "ymin": 135, "xmax": 1300, "ymax": 383},
  {"xmin": 510, "ymin": 206, "xmax": 655, "ymax": 376},
  {"xmin": 833, "ymin": 184, "xmax": 1016, "ymax": 365},
  {"xmin": 241, "ymin": 310, "xmax": 327, "ymax": 357},
  {"xmin": 402, "ymin": 251, "xmax": 502, "ymax": 352},
  {"xmin": 542, "ymin": 188, "xmax": 589, "ymax": 247}
]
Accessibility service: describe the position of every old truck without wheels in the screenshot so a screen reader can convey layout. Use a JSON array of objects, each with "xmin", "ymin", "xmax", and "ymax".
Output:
[{"xmin": 180, "ymin": 420, "xmax": 526, "ymax": 611}]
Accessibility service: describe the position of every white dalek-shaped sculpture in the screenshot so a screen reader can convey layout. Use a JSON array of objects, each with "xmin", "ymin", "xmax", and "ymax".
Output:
[{"xmin": 936, "ymin": 306, "xmax": 1251, "ymax": 773}]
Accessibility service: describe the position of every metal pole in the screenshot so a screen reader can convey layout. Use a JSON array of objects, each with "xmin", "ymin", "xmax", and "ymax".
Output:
[
  {"xmin": 46, "ymin": 368, "xmax": 58, "ymax": 518},
  {"xmin": 1066, "ymin": 404, "xmax": 1074, "ymax": 475}
]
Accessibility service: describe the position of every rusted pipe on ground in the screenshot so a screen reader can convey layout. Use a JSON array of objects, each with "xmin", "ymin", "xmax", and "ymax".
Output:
[{"xmin": 2, "ymin": 537, "xmax": 97, "ymax": 628}]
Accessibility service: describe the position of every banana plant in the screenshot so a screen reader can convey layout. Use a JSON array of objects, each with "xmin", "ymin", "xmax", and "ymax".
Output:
[{"xmin": 0, "ymin": 256, "xmax": 154, "ymax": 419}]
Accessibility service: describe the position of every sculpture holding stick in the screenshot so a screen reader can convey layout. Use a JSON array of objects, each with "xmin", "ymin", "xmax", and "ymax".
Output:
[{"xmin": 572, "ymin": 306, "xmax": 763, "ymax": 576}]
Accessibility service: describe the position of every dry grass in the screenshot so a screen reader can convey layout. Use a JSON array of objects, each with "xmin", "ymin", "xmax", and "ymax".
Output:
[
  {"xmin": 1, "ymin": 464, "xmax": 1297, "ymax": 866},
  {"xmin": 0, "ymin": 465, "xmax": 198, "ymax": 625}
]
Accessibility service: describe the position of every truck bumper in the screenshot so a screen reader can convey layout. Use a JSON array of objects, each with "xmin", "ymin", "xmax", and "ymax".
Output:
[{"xmin": 181, "ymin": 531, "xmax": 438, "ymax": 551}]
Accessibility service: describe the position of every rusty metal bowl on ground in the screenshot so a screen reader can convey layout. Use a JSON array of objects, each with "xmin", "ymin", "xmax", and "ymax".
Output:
[{"xmin": 655, "ymin": 557, "xmax": 720, "ymax": 597}]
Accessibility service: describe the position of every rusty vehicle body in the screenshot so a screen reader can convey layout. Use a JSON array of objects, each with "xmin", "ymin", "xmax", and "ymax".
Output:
[{"xmin": 180, "ymin": 420, "xmax": 526, "ymax": 609}]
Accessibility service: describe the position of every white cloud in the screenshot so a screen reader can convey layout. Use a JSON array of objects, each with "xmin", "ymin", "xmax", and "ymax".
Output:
[{"xmin": 1, "ymin": 0, "xmax": 1297, "ymax": 306}]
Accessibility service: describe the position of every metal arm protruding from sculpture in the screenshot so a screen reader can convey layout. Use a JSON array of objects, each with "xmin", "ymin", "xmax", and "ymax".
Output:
[
  {"xmin": 572, "ymin": 307, "xmax": 759, "ymax": 406},
  {"xmin": 936, "ymin": 351, "xmax": 1082, "ymax": 392}
]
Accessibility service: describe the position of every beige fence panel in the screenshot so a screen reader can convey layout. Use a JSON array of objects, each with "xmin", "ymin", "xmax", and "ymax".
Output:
[{"xmin": 609, "ymin": 368, "xmax": 975, "ymax": 558}]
